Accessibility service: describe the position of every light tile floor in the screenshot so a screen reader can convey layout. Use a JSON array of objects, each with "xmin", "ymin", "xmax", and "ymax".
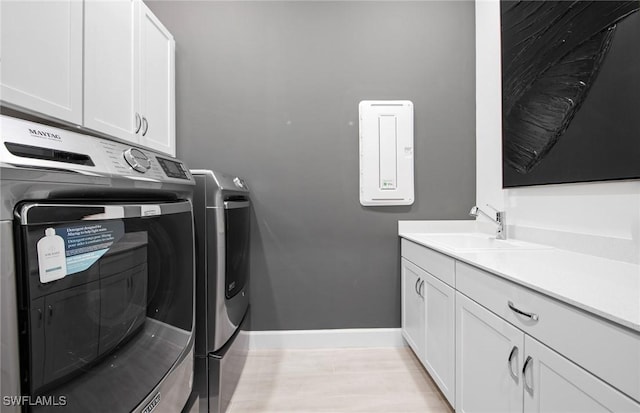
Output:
[{"xmin": 228, "ymin": 347, "xmax": 454, "ymax": 413}]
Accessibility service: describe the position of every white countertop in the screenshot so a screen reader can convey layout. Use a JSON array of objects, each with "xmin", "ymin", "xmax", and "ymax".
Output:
[{"xmin": 399, "ymin": 221, "xmax": 640, "ymax": 333}]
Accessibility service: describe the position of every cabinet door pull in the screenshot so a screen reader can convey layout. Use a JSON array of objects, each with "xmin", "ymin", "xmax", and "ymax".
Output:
[
  {"xmin": 419, "ymin": 279, "xmax": 425, "ymax": 298},
  {"xmin": 142, "ymin": 116, "xmax": 149, "ymax": 136},
  {"xmin": 415, "ymin": 277, "xmax": 421, "ymax": 296},
  {"xmin": 47, "ymin": 305, "xmax": 53, "ymax": 320},
  {"xmin": 508, "ymin": 301, "xmax": 539, "ymax": 321},
  {"xmin": 522, "ymin": 355, "xmax": 534, "ymax": 393},
  {"xmin": 507, "ymin": 345, "xmax": 519, "ymax": 380},
  {"xmin": 135, "ymin": 112, "xmax": 142, "ymax": 133}
]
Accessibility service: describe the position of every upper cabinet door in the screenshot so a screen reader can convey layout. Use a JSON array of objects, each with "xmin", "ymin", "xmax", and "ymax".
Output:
[
  {"xmin": 0, "ymin": 0, "xmax": 83, "ymax": 124},
  {"xmin": 84, "ymin": 0, "xmax": 139, "ymax": 143},
  {"xmin": 139, "ymin": 2, "xmax": 176, "ymax": 156}
]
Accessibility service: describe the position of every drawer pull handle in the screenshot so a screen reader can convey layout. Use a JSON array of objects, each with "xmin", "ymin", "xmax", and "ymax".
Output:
[
  {"xmin": 415, "ymin": 277, "xmax": 421, "ymax": 296},
  {"xmin": 419, "ymin": 279, "xmax": 425, "ymax": 298},
  {"xmin": 523, "ymin": 355, "xmax": 534, "ymax": 393},
  {"xmin": 507, "ymin": 345, "xmax": 519, "ymax": 380},
  {"xmin": 508, "ymin": 301, "xmax": 539, "ymax": 321}
]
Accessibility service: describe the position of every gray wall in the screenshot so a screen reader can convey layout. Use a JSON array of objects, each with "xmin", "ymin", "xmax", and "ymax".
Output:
[{"xmin": 148, "ymin": 1, "xmax": 476, "ymax": 331}]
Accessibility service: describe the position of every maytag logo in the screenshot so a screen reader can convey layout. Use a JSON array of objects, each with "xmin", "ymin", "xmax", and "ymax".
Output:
[
  {"xmin": 141, "ymin": 392, "xmax": 160, "ymax": 413},
  {"xmin": 28, "ymin": 128, "xmax": 62, "ymax": 141}
]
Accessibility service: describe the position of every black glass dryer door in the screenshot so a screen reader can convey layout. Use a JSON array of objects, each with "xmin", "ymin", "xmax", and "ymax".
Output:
[
  {"xmin": 16, "ymin": 201, "xmax": 194, "ymax": 413},
  {"xmin": 223, "ymin": 200, "xmax": 250, "ymax": 299}
]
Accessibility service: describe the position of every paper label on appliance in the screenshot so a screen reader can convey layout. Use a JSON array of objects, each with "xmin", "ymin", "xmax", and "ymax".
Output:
[
  {"xmin": 37, "ymin": 228, "xmax": 67, "ymax": 284},
  {"xmin": 63, "ymin": 222, "xmax": 125, "ymax": 275},
  {"xmin": 36, "ymin": 222, "xmax": 124, "ymax": 283}
]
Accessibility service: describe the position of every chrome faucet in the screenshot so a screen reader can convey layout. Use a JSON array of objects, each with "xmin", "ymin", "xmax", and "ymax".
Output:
[{"xmin": 469, "ymin": 204, "xmax": 506, "ymax": 240}]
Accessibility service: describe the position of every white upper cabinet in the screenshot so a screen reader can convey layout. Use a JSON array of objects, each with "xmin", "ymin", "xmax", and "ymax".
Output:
[
  {"xmin": 84, "ymin": 0, "xmax": 139, "ymax": 142},
  {"xmin": 0, "ymin": 0, "xmax": 83, "ymax": 124},
  {"xmin": 85, "ymin": 0, "xmax": 175, "ymax": 155},
  {"xmin": 138, "ymin": 2, "xmax": 176, "ymax": 156},
  {"xmin": 2, "ymin": 0, "xmax": 175, "ymax": 156}
]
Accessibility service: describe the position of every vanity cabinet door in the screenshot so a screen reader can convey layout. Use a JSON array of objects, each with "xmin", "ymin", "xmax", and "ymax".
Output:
[
  {"xmin": 523, "ymin": 335, "xmax": 640, "ymax": 413},
  {"xmin": 456, "ymin": 292, "xmax": 524, "ymax": 413},
  {"xmin": 423, "ymin": 271, "xmax": 455, "ymax": 407},
  {"xmin": 401, "ymin": 258, "xmax": 424, "ymax": 362}
]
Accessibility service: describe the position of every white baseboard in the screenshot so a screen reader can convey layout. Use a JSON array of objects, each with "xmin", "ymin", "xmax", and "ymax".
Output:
[{"xmin": 247, "ymin": 328, "xmax": 405, "ymax": 350}]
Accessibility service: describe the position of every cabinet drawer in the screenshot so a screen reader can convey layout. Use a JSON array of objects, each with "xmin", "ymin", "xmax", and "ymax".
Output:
[
  {"xmin": 401, "ymin": 239, "xmax": 455, "ymax": 287},
  {"xmin": 456, "ymin": 261, "xmax": 640, "ymax": 402}
]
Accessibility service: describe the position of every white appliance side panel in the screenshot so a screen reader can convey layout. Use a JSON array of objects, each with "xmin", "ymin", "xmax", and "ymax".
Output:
[{"xmin": 359, "ymin": 101, "xmax": 414, "ymax": 206}]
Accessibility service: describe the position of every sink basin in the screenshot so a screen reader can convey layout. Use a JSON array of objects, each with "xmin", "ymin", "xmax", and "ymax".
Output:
[{"xmin": 414, "ymin": 233, "xmax": 547, "ymax": 252}]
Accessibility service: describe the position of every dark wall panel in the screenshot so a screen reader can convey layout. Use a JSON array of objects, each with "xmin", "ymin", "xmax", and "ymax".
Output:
[{"xmin": 501, "ymin": 1, "xmax": 640, "ymax": 187}]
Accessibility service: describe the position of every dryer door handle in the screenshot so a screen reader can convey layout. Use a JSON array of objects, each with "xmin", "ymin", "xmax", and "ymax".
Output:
[{"xmin": 223, "ymin": 201, "xmax": 250, "ymax": 210}]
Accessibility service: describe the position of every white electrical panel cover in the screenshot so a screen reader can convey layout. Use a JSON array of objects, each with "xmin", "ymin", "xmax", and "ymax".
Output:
[{"xmin": 359, "ymin": 100, "xmax": 414, "ymax": 206}]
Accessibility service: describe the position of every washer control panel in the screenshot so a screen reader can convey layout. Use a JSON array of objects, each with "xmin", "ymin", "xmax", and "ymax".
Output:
[
  {"xmin": 99, "ymin": 140, "xmax": 165, "ymax": 181},
  {"xmin": 97, "ymin": 140, "xmax": 192, "ymax": 182},
  {"xmin": 0, "ymin": 115, "xmax": 193, "ymax": 184},
  {"xmin": 156, "ymin": 157, "xmax": 189, "ymax": 180},
  {"xmin": 123, "ymin": 148, "xmax": 151, "ymax": 173}
]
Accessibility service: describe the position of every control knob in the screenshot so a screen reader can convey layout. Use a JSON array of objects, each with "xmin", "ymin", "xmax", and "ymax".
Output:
[{"xmin": 123, "ymin": 148, "xmax": 151, "ymax": 173}]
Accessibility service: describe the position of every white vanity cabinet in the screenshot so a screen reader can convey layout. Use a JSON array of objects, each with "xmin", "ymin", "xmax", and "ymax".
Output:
[
  {"xmin": 523, "ymin": 335, "xmax": 640, "ymax": 413},
  {"xmin": 401, "ymin": 258, "xmax": 425, "ymax": 362},
  {"xmin": 456, "ymin": 261, "xmax": 640, "ymax": 403},
  {"xmin": 400, "ymin": 237, "xmax": 640, "ymax": 412},
  {"xmin": 456, "ymin": 292, "xmax": 523, "ymax": 412},
  {"xmin": 84, "ymin": 0, "xmax": 175, "ymax": 155},
  {"xmin": 423, "ymin": 271, "xmax": 456, "ymax": 405},
  {"xmin": 0, "ymin": 0, "xmax": 83, "ymax": 124},
  {"xmin": 401, "ymin": 240, "xmax": 456, "ymax": 406},
  {"xmin": 456, "ymin": 291, "xmax": 639, "ymax": 412}
]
